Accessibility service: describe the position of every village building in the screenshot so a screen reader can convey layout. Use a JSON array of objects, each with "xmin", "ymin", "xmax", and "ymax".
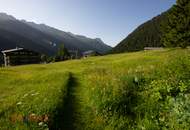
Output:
[
  {"xmin": 1, "ymin": 47, "xmax": 41, "ymax": 66},
  {"xmin": 83, "ymin": 50, "xmax": 101, "ymax": 58},
  {"xmin": 68, "ymin": 50, "xmax": 79, "ymax": 59},
  {"xmin": 144, "ymin": 47, "xmax": 163, "ymax": 51}
]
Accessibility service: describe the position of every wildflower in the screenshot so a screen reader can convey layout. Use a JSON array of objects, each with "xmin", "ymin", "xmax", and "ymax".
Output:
[
  {"xmin": 134, "ymin": 76, "xmax": 138, "ymax": 83},
  {"xmin": 44, "ymin": 114, "xmax": 49, "ymax": 122},
  {"xmin": 22, "ymin": 93, "xmax": 29, "ymax": 98},
  {"xmin": 31, "ymin": 92, "xmax": 39, "ymax": 96},
  {"xmin": 38, "ymin": 122, "xmax": 44, "ymax": 126},
  {"xmin": 159, "ymin": 117, "xmax": 165, "ymax": 122},
  {"xmin": 31, "ymin": 113, "xmax": 36, "ymax": 116},
  {"xmin": 28, "ymin": 113, "xmax": 37, "ymax": 122},
  {"xmin": 16, "ymin": 102, "xmax": 22, "ymax": 105}
]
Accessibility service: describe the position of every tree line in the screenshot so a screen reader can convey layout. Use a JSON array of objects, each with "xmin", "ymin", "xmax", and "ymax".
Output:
[
  {"xmin": 162, "ymin": 0, "xmax": 190, "ymax": 48},
  {"xmin": 41, "ymin": 43, "xmax": 70, "ymax": 63}
]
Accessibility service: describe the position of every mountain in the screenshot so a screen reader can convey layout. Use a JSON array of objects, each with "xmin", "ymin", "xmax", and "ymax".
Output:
[
  {"xmin": 111, "ymin": 12, "xmax": 168, "ymax": 53},
  {"xmin": 0, "ymin": 13, "xmax": 111, "ymax": 56},
  {"xmin": 22, "ymin": 21, "xmax": 111, "ymax": 54}
]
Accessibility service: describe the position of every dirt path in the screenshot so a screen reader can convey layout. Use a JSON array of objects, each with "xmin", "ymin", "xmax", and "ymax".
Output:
[{"xmin": 50, "ymin": 73, "xmax": 79, "ymax": 130}]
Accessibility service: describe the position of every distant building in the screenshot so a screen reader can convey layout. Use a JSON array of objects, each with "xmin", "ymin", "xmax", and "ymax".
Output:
[
  {"xmin": 1, "ymin": 47, "xmax": 41, "ymax": 66},
  {"xmin": 144, "ymin": 47, "xmax": 163, "ymax": 50},
  {"xmin": 83, "ymin": 50, "xmax": 101, "ymax": 58},
  {"xmin": 68, "ymin": 50, "xmax": 79, "ymax": 59}
]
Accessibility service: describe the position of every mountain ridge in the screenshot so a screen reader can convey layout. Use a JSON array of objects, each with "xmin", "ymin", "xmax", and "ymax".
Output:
[{"xmin": 0, "ymin": 12, "xmax": 111, "ymax": 56}]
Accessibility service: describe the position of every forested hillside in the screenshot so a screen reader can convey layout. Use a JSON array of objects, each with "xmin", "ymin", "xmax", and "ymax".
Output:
[{"xmin": 111, "ymin": 12, "xmax": 168, "ymax": 53}]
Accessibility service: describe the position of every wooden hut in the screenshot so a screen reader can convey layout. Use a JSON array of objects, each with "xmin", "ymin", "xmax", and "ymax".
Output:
[
  {"xmin": 83, "ymin": 50, "xmax": 101, "ymax": 58},
  {"xmin": 144, "ymin": 47, "xmax": 163, "ymax": 50},
  {"xmin": 1, "ymin": 47, "xmax": 41, "ymax": 66},
  {"xmin": 68, "ymin": 50, "xmax": 79, "ymax": 59}
]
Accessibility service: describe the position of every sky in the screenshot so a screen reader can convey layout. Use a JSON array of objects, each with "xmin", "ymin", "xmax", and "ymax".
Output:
[{"xmin": 0, "ymin": 0, "xmax": 176, "ymax": 47}]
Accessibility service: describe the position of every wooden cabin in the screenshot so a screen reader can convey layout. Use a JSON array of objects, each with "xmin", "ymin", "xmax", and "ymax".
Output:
[
  {"xmin": 1, "ymin": 48, "xmax": 41, "ymax": 66},
  {"xmin": 68, "ymin": 50, "xmax": 79, "ymax": 59},
  {"xmin": 83, "ymin": 50, "xmax": 101, "ymax": 58},
  {"xmin": 144, "ymin": 47, "xmax": 163, "ymax": 50}
]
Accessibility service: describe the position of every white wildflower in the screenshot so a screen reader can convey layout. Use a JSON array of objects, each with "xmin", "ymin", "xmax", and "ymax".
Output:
[
  {"xmin": 31, "ymin": 92, "xmax": 39, "ymax": 96},
  {"xmin": 134, "ymin": 76, "xmax": 138, "ymax": 83},
  {"xmin": 22, "ymin": 93, "xmax": 29, "ymax": 98},
  {"xmin": 31, "ymin": 113, "xmax": 36, "ymax": 116},
  {"xmin": 38, "ymin": 122, "xmax": 44, "ymax": 126},
  {"xmin": 16, "ymin": 102, "xmax": 22, "ymax": 105}
]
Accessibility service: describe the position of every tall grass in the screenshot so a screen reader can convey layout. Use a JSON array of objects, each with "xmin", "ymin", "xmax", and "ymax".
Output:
[
  {"xmin": 0, "ymin": 48, "xmax": 189, "ymax": 129},
  {"xmin": 77, "ymin": 49, "xmax": 190, "ymax": 129},
  {"xmin": 0, "ymin": 65, "xmax": 70, "ymax": 129}
]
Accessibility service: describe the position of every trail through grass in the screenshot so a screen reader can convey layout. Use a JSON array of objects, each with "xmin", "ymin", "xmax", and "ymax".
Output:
[{"xmin": 57, "ymin": 73, "xmax": 77, "ymax": 130}]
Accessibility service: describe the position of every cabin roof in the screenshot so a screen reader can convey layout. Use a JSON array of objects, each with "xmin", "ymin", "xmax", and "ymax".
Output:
[
  {"xmin": 1, "ymin": 48, "xmax": 39, "ymax": 55},
  {"xmin": 83, "ymin": 50, "xmax": 96, "ymax": 55},
  {"xmin": 1, "ymin": 48, "xmax": 24, "ymax": 53}
]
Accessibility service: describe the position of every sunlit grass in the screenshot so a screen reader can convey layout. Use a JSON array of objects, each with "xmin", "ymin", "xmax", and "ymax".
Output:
[{"xmin": 0, "ymin": 48, "xmax": 189, "ymax": 129}]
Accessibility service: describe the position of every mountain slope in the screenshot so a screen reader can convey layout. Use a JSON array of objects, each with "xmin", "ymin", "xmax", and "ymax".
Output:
[
  {"xmin": 111, "ymin": 12, "xmax": 168, "ymax": 53},
  {"xmin": 0, "ymin": 13, "xmax": 60, "ymax": 55},
  {"xmin": 0, "ymin": 28, "xmax": 54, "ymax": 55},
  {"xmin": 23, "ymin": 21, "xmax": 111, "ymax": 54},
  {"xmin": 0, "ymin": 13, "xmax": 111, "ymax": 56}
]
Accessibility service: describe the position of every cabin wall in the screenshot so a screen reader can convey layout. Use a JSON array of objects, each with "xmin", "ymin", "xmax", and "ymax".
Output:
[
  {"xmin": 0, "ymin": 53, "xmax": 3, "ymax": 67},
  {"xmin": 4, "ymin": 51, "xmax": 40, "ymax": 66},
  {"xmin": 83, "ymin": 52, "xmax": 99, "ymax": 57}
]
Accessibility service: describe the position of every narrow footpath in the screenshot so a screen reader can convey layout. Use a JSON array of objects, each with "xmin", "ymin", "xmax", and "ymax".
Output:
[{"xmin": 50, "ymin": 73, "xmax": 79, "ymax": 130}]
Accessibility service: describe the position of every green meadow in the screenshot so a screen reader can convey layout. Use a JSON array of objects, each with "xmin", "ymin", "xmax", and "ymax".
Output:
[{"xmin": 0, "ymin": 48, "xmax": 190, "ymax": 129}]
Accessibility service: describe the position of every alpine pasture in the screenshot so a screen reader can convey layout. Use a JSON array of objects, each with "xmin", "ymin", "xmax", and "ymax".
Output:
[{"xmin": 0, "ymin": 48, "xmax": 190, "ymax": 129}]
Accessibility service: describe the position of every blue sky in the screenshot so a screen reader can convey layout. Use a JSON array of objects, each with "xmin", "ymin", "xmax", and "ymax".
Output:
[{"xmin": 0, "ymin": 0, "xmax": 176, "ymax": 46}]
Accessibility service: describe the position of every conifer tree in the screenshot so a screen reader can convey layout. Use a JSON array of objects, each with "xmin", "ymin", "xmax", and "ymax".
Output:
[
  {"xmin": 56, "ymin": 43, "xmax": 70, "ymax": 61},
  {"xmin": 162, "ymin": 0, "xmax": 190, "ymax": 48},
  {"xmin": 57, "ymin": 44, "xmax": 65, "ymax": 60}
]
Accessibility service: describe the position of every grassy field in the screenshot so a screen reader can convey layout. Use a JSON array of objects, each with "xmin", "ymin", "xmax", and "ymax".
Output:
[{"xmin": 0, "ymin": 48, "xmax": 190, "ymax": 129}]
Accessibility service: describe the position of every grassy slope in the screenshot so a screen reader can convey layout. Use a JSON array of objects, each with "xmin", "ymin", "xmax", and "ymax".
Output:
[{"xmin": 0, "ymin": 48, "xmax": 189, "ymax": 129}]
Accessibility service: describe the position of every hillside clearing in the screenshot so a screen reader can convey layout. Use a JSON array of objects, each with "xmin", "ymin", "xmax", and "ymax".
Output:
[{"xmin": 0, "ymin": 48, "xmax": 190, "ymax": 129}]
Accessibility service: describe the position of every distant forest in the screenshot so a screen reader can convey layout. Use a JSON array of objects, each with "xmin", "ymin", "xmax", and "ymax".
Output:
[
  {"xmin": 111, "ymin": 12, "xmax": 168, "ymax": 53},
  {"xmin": 112, "ymin": 0, "xmax": 190, "ymax": 53}
]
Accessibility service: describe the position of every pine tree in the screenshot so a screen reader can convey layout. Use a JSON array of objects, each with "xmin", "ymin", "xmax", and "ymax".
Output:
[
  {"xmin": 56, "ymin": 43, "xmax": 70, "ymax": 61},
  {"xmin": 162, "ymin": 0, "xmax": 190, "ymax": 48},
  {"xmin": 57, "ymin": 44, "xmax": 65, "ymax": 61}
]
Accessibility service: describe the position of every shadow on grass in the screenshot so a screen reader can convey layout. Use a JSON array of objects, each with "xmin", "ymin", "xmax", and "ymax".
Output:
[{"xmin": 49, "ymin": 73, "xmax": 78, "ymax": 130}]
